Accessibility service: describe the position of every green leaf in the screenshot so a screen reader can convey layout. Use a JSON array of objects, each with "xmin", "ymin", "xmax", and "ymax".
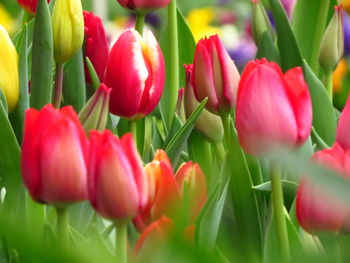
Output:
[
  {"xmin": 30, "ymin": 0, "xmax": 54, "ymax": 109},
  {"xmin": 255, "ymin": 32, "xmax": 280, "ymax": 63},
  {"xmin": 63, "ymin": 49, "xmax": 86, "ymax": 112},
  {"xmin": 0, "ymin": 89, "xmax": 8, "ymax": 115},
  {"xmin": 165, "ymin": 98, "xmax": 207, "ymax": 167},
  {"xmin": 302, "ymin": 60, "xmax": 336, "ymax": 145},
  {"xmin": 268, "ymin": 0, "xmax": 303, "ymax": 71},
  {"xmin": 86, "ymin": 57, "xmax": 100, "ymax": 90},
  {"xmin": 68, "ymin": 202, "xmax": 95, "ymax": 234}
]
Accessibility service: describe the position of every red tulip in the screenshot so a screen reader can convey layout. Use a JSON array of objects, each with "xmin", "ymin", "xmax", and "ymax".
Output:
[
  {"xmin": 133, "ymin": 150, "xmax": 181, "ymax": 232},
  {"xmin": 105, "ymin": 29, "xmax": 165, "ymax": 119},
  {"xmin": 117, "ymin": 0, "xmax": 171, "ymax": 11},
  {"xmin": 18, "ymin": 0, "xmax": 51, "ymax": 15},
  {"xmin": 236, "ymin": 58, "xmax": 312, "ymax": 156},
  {"xmin": 191, "ymin": 35, "xmax": 240, "ymax": 114},
  {"xmin": 21, "ymin": 105, "xmax": 88, "ymax": 205},
  {"xmin": 83, "ymin": 11, "xmax": 109, "ymax": 84},
  {"xmin": 88, "ymin": 131, "xmax": 147, "ymax": 221}
]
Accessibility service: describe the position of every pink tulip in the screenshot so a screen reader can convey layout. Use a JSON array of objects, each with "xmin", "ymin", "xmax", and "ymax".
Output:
[
  {"xmin": 105, "ymin": 29, "xmax": 165, "ymax": 119},
  {"xmin": 117, "ymin": 0, "xmax": 171, "ymax": 11},
  {"xmin": 21, "ymin": 105, "xmax": 88, "ymax": 205},
  {"xmin": 88, "ymin": 131, "xmax": 147, "ymax": 221},
  {"xmin": 235, "ymin": 58, "xmax": 312, "ymax": 156},
  {"xmin": 191, "ymin": 35, "xmax": 240, "ymax": 114}
]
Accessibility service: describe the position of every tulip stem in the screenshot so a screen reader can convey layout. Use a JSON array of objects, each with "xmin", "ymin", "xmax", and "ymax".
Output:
[
  {"xmin": 129, "ymin": 120, "xmax": 138, "ymax": 146},
  {"xmin": 115, "ymin": 223, "xmax": 128, "ymax": 263},
  {"xmin": 135, "ymin": 12, "xmax": 145, "ymax": 34},
  {"xmin": 53, "ymin": 63, "xmax": 64, "ymax": 109},
  {"xmin": 56, "ymin": 207, "xmax": 69, "ymax": 247},
  {"xmin": 212, "ymin": 142, "xmax": 226, "ymax": 163},
  {"xmin": 221, "ymin": 114, "xmax": 231, "ymax": 149},
  {"xmin": 324, "ymin": 72, "xmax": 333, "ymax": 103},
  {"xmin": 270, "ymin": 163, "xmax": 290, "ymax": 262}
]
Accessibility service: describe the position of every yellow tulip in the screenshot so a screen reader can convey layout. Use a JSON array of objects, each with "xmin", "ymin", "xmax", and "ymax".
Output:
[
  {"xmin": 0, "ymin": 25, "xmax": 18, "ymax": 112},
  {"xmin": 52, "ymin": 0, "xmax": 84, "ymax": 64}
]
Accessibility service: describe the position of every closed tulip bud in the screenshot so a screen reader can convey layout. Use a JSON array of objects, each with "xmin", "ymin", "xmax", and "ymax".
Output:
[
  {"xmin": 192, "ymin": 35, "xmax": 240, "ymax": 115},
  {"xmin": 117, "ymin": 0, "xmax": 171, "ymax": 12},
  {"xmin": 21, "ymin": 105, "xmax": 88, "ymax": 205},
  {"xmin": 319, "ymin": 6, "xmax": 344, "ymax": 74},
  {"xmin": 79, "ymin": 83, "xmax": 111, "ymax": 133},
  {"xmin": 236, "ymin": 59, "xmax": 312, "ymax": 156},
  {"xmin": 175, "ymin": 161, "xmax": 208, "ymax": 223},
  {"xmin": 17, "ymin": 0, "xmax": 51, "ymax": 15},
  {"xmin": 105, "ymin": 29, "xmax": 165, "ymax": 119},
  {"xmin": 133, "ymin": 150, "xmax": 181, "ymax": 232},
  {"xmin": 184, "ymin": 64, "xmax": 224, "ymax": 142},
  {"xmin": 52, "ymin": 0, "xmax": 84, "ymax": 64},
  {"xmin": 0, "ymin": 25, "xmax": 18, "ymax": 112},
  {"xmin": 251, "ymin": 0, "xmax": 274, "ymax": 45},
  {"xmin": 88, "ymin": 131, "xmax": 147, "ymax": 221},
  {"xmin": 83, "ymin": 11, "xmax": 109, "ymax": 83}
]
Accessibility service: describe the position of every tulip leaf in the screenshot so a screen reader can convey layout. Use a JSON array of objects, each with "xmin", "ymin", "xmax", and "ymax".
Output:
[
  {"xmin": 0, "ymin": 89, "xmax": 8, "ymax": 115},
  {"xmin": 86, "ymin": 57, "xmax": 100, "ymax": 90},
  {"xmin": 30, "ymin": 0, "xmax": 54, "ymax": 110},
  {"xmin": 302, "ymin": 60, "xmax": 336, "ymax": 145},
  {"xmin": 151, "ymin": 117, "xmax": 165, "ymax": 152},
  {"xmin": 255, "ymin": 32, "xmax": 280, "ymax": 64},
  {"xmin": 165, "ymin": 98, "xmax": 207, "ymax": 167},
  {"xmin": 163, "ymin": 114, "xmax": 183, "ymax": 147},
  {"xmin": 311, "ymin": 127, "xmax": 330, "ymax": 150},
  {"xmin": 68, "ymin": 202, "xmax": 95, "ymax": 234},
  {"xmin": 63, "ymin": 49, "xmax": 86, "ymax": 112},
  {"xmin": 268, "ymin": 0, "xmax": 303, "ymax": 71},
  {"xmin": 10, "ymin": 24, "xmax": 29, "ymax": 143}
]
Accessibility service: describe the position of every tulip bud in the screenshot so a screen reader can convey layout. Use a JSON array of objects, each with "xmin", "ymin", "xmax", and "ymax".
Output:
[
  {"xmin": 117, "ymin": 0, "xmax": 171, "ymax": 12},
  {"xmin": 88, "ymin": 131, "xmax": 147, "ymax": 221},
  {"xmin": 21, "ymin": 105, "xmax": 88, "ymax": 205},
  {"xmin": 52, "ymin": 0, "xmax": 84, "ymax": 64},
  {"xmin": 0, "ymin": 25, "xmax": 18, "ymax": 112},
  {"xmin": 133, "ymin": 150, "xmax": 181, "ymax": 232},
  {"xmin": 236, "ymin": 59, "xmax": 312, "ymax": 156},
  {"xmin": 18, "ymin": 0, "xmax": 51, "ymax": 15},
  {"xmin": 191, "ymin": 35, "xmax": 240, "ymax": 115},
  {"xmin": 105, "ymin": 29, "xmax": 165, "ymax": 119},
  {"xmin": 184, "ymin": 64, "xmax": 224, "ymax": 142},
  {"xmin": 175, "ymin": 161, "xmax": 208, "ymax": 224},
  {"xmin": 79, "ymin": 83, "xmax": 111, "ymax": 133},
  {"xmin": 319, "ymin": 6, "xmax": 344, "ymax": 74},
  {"xmin": 83, "ymin": 11, "xmax": 109, "ymax": 84},
  {"xmin": 251, "ymin": 0, "xmax": 274, "ymax": 45}
]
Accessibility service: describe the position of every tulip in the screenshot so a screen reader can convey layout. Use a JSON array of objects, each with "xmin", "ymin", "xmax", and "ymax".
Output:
[
  {"xmin": 191, "ymin": 34, "xmax": 240, "ymax": 115},
  {"xmin": 88, "ymin": 131, "xmax": 147, "ymax": 221},
  {"xmin": 175, "ymin": 161, "xmax": 208, "ymax": 224},
  {"xmin": 17, "ymin": 0, "xmax": 51, "ymax": 15},
  {"xmin": 52, "ymin": 0, "xmax": 84, "ymax": 64},
  {"xmin": 105, "ymin": 29, "xmax": 165, "ymax": 119},
  {"xmin": 337, "ymin": 93, "xmax": 350, "ymax": 150},
  {"xmin": 235, "ymin": 58, "xmax": 312, "ymax": 156},
  {"xmin": 0, "ymin": 25, "xmax": 18, "ymax": 112},
  {"xmin": 83, "ymin": 11, "xmax": 109, "ymax": 84},
  {"xmin": 251, "ymin": 0, "xmax": 274, "ymax": 45},
  {"xmin": 117, "ymin": 0, "xmax": 171, "ymax": 12},
  {"xmin": 343, "ymin": 0, "xmax": 350, "ymax": 14},
  {"xmin": 133, "ymin": 150, "xmax": 181, "ymax": 232},
  {"xmin": 21, "ymin": 104, "xmax": 88, "ymax": 205},
  {"xmin": 184, "ymin": 64, "xmax": 224, "ymax": 142}
]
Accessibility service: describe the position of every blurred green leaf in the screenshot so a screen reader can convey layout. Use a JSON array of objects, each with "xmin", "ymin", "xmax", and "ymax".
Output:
[
  {"xmin": 86, "ymin": 57, "xmax": 100, "ymax": 90},
  {"xmin": 255, "ymin": 32, "xmax": 280, "ymax": 63}
]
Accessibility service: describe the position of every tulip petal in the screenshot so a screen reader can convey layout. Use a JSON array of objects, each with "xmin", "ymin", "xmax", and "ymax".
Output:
[{"xmin": 337, "ymin": 95, "xmax": 350, "ymax": 151}]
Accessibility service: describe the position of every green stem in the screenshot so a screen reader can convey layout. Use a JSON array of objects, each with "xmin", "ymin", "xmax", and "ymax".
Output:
[
  {"xmin": 221, "ymin": 114, "xmax": 231, "ymax": 149},
  {"xmin": 56, "ymin": 207, "xmax": 68, "ymax": 247},
  {"xmin": 270, "ymin": 163, "xmax": 290, "ymax": 262},
  {"xmin": 129, "ymin": 120, "xmax": 138, "ymax": 144},
  {"xmin": 53, "ymin": 63, "xmax": 64, "ymax": 108},
  {"xmin": 116, "ymin": 223, "xmax": 128, "ymax": 263},
  {"xmin": 212, "ymin": 141, "xmax": 226, "ymax": 163},
  {"xmin": 310, "ymin": 0, "xmax": 331, "ymax": 73},
  {"xmin": 324, "ymin": 72, "xmax": 333, "ymax": 103},
  {"xmin": 135, "ymin": 12, "xmax": 145, "ymax": 34}
]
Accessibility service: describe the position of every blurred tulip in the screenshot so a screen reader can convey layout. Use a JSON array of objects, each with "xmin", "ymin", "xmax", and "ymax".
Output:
[
  {"xmin": 343, "ymin": 0, "xmax": 350, "ymax": 15},
  {"xmin": 319, "ymin": 6, "xmax": 344, "ymax": 74},
  {"xmin": 83, "ymin": 11, "xmax": 109, "ymax": 84},
  {"xmin": 52, "ymin": 0, "xmax": 84, "ymax": 64},
  {"xmin": 251, "ymin": 0, "xmax": 274, "ymax": 45},
  {"xmin": 117, "ymin": 0, "xmax": 171, "ymax": 12},
  {"xmin": 88, "ymin": 131, "xmax": 147, "ymax": 221},
  {"xmin": 105, "ymin": 29, "xmax": 165, "ymax": 119},
  {"xmin": 191, "ymin": 35, "xmax": 240, "ymax": 115},
  {"xmin": 175, "ymin": 161, "xmax": 208, "ymax": 223},
  {"xmin": 336, "ymin": 93, "xmax": 350, "ymax": 151},
  {"xmin": 0, "ymin": 25, "xmax": 18, "ymax": 112},
  {"xmin": 18, "ymin": 0, "xmax": 51, "ymax": 15},
  {"xmin": 21, "ymin": 105, "xmax": 88, "ymax": 205},
  {"xmin": 133, "ymin": 150, "xmax": 181, "ymax": 232},
  {"xmin": 79, "ymin": 83, "xmax": 111, "ymax": 133},
  {"xmin": 184, "ymin": 64, "xmax": 224, "ymax": 142},
  {"xmin": 236, "ymin": 58, "xmax": 312, "ymax": 156}
]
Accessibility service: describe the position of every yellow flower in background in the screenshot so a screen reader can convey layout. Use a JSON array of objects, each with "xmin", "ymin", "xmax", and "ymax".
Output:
[
  {"xmin": 0, "ymin": 4, "xmax": 14, "ymax": 34},
  {"xmin": 0, "ymin": 25, "xmax": 19, "ymax": 112},
  {"xmin": 333, "ymin": 59, "xmax": 347, "ymax": 93},
  {"xmin": 343, "ymin": 0, "xmax": 350, "ymax": 14},
  {"xmin": 186, "ymin": 7, "xmax": 221, "ymax": 42}
]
